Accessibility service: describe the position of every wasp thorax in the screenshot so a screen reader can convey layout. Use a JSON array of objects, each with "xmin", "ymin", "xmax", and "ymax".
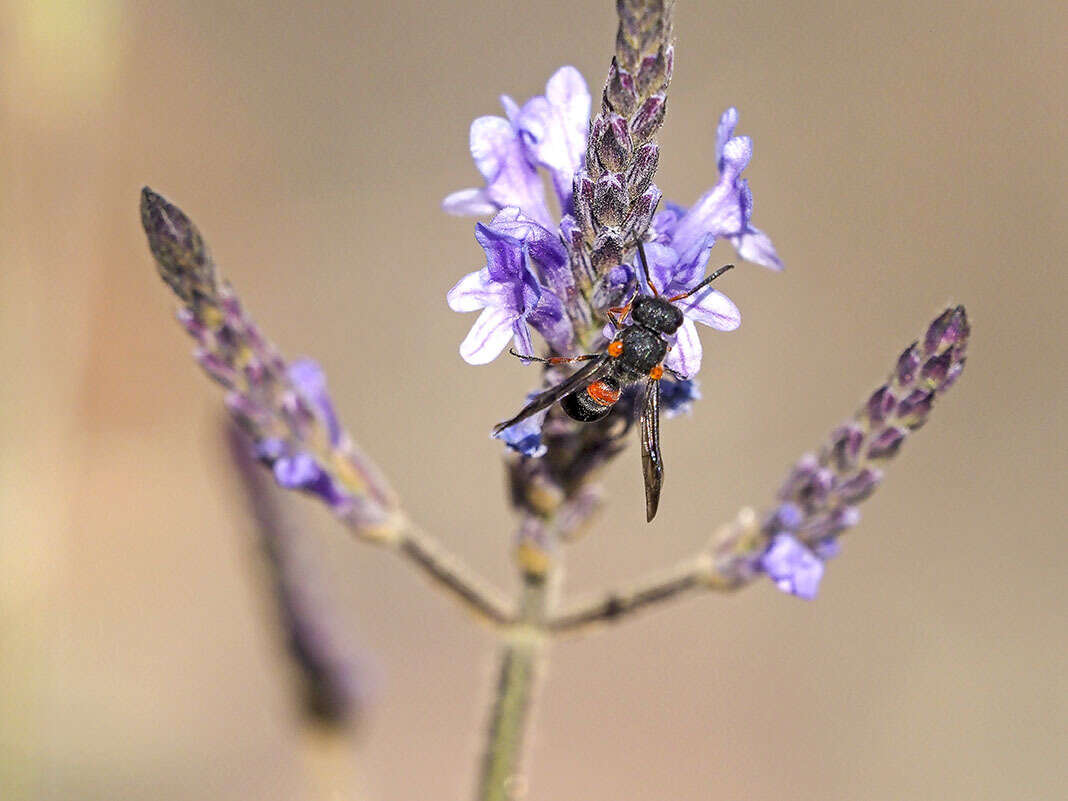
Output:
[{"xmin": 632, "ymin": 295, "xmax": 684, "ymax": 334}]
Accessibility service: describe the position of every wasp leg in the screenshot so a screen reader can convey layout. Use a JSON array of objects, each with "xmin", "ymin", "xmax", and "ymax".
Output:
[
  {"xmin": 607, "ymin": 299, "xmax": 634, "ymax": 329},
  {"xmin": 663, "ymin": 365, "xmax": 686, "ymax": 381},
  {"xmin": 508, "ymin": 348, "xmax": 601, "ymax": 365}
]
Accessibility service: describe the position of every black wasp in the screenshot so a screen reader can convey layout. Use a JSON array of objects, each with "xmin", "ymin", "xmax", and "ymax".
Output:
[{"xmin": 493, "ymin": 242, "xmax": 734, "ymax": 522}]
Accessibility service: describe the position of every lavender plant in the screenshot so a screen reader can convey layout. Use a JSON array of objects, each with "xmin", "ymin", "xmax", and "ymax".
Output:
[{"xmin": 140, "ymin": 1, "xmax": 970, "ymax": 798}]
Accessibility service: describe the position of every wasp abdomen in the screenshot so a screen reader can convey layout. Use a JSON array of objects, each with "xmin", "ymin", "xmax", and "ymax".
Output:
[{"xmin": 561, "ymin": 379, "xmax": 621, "ymax": 422}]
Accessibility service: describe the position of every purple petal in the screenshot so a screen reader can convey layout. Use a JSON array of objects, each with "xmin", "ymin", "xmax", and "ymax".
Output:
[
  {"xmin": 274, "ymin": 452, "xmax": 322, "ymax": 488},
  {"xmin": 719, "ymin": 134, "xmax": 753, "ymax": 181},
  {"xmin": 511, "ymin": 317, "xmax": 535, "ymax": 357},
  {"xmin": 650, "ymin": 202, "xmax": 686, "ymax": 242},
  {"xmin": 274, "ymin": 453, "xmax": 352, "ymax": 511},
  {"xmin": 442, "ymin": 187, "xmax": 497, "ymax": 217},
  {"xmin": 459, "ymin": 307, "xmax": 516, "ymax": 365},
  {"xmin": 664, "ymin": 318, "xmax": 703, "ymax": 378},
  {"xmin": 469, "ymin": 115, "xmax": 552, "ymax": 228},
  {"xmin": 659, "ymin": 377, "xmax": 702, "ymax": 418},
  {"xmin": 475, "ymin": 222, "xmax": 526, "ymax": 291},
  {"xmin": 516, "ymin": 66, "xmax": 591, "ymax": 209},
  {"xmin": 492, "ymin": 395, "xmax": 549, "ymax": 457},
  {"xmin": 665, "ymin": 234, "xmax": 714, "ymax": 295},
  {"xmin": 641, "ymin": 242, "xmax": 680, "ymax": 295},
  {"xmin": 715, "ymin": 107, "xmax": 739, "ymax": 170},
  {"xmin": 675, "ymin": 287, "xmax": 741, "ymax": 331},
  {"xmin": 447, "ymin": 269, "xmax": 506, "ymax": 312},
  {"xmin": 287, "ymin": 358, "xmax": 341, "ymax": 446},
  {"xmin": 488, "ymin": 208, "xmax": 571, "ymax": 296},
  {"xmin": 499, "ymin": 94, "xmax": 520, "ymax": 122},
  {"xmin": 525, "ymin": 288, "xmax": 573, "ymax": 354},
  {"xmin": 760, "ymin": 534, "xmax": 824, "ymax": 600},
  {"xmin": 731, "ymin": 226, "xmax": 784, "ymax": 271},
  {"xmin": 670, "ymin": 181, "xmax": 746, "ymax": 267}
]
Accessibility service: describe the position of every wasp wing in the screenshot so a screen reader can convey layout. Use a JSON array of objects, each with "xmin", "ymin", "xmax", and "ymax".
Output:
[
  {"xmin": 492, "ymin": 355, "xmax": 612, "ymax": 435},
  {"xmin": 639, "ymin": 377, "xmax": 663, "ymax": 522}
]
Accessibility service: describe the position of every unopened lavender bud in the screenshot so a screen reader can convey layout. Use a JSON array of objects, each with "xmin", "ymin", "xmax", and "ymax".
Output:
[
  {"xmin": 226, "ymin": 391, "xmax": 270, "ymax": 431},
  {"xmin": 864, "ymin": 385, "xmax": 897, "ymax": 427},
  {"xmin": 894, "ymin": 342, "xmax": 922, "ymax": 387},
  {"xmin": 920, "ymin": 349, "xmax": 953, "ymax": 387},
  {"xmin": 924, "ymin": 305, "xmax": 968, "ymax": 355},
  {"xmin": 939, "ymin": 359, "xmax": 966, "ymax": 393},
  {"xmin": 866, "ymin": 426, "xmax": 907, "ymax": 460},
  {"xmin": 767, "ymin": 501, "xmax": 804, "ymax": 532},
  {"xmin": 626, "ymin": 142, "xmax": 659, "ymax": 199},
  {"xmin": 593, "ymin": 173, "xmax": 629, "ymax": 226},
  {"xmin": 628, "ymin": 185, "xmax": 662, "ymax": 235},
  {"xmin": 594, "ymin": 113, "xmax": 632, "ymax": 172},
  {"xmin": 573, "ymin": 174, "xmax": 596, "ymax": 232},
  {"xmin": 778, "ymin": 453, "xmax": 820, "ymax": 500},
  {"xmin": 196, "ymin": 349, "xmax": 239, "ymax": 388},
  {"xmin": 140, "ymin": 187, "xmax": 215, "ymax": 308},
  {"xmin": 635, "ymin": 49, "xmax": 671, "ymax": 95},
  {"xmin": 630, "ymin": 94, "xmax": 667, "ymax": 144},
  {"xmin": 797, "ymin": 467, "xmax": 835, "ymax": 509},
  {"xmin": 827, "ymin": 423, "xmax": 864, "ymax": 472},
  {"xmin": 591, "ymin": 230, "xmax": 625, "ymax": 273},
  {"xmin": 895, "ymin": 388, "xmax": 935, "ymax": 429},
  {"xmin": 835, "ymin": 467, "xmax": 883, "ymax": 504},
  {"xmin": 605, "ymin": 58, "xmax": 638, "ymax": 116},
  {"xmin": 800, "ymin": 506, "xmax": 860, "ymax": 540}
]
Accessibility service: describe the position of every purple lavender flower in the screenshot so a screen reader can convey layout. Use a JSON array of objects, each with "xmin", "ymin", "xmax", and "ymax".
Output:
[
  {"xmin": 759, "ymin": 533, "xmax": 824, "ymax": 600},
  {"xmin": 493, "ymin": 394, "xmax": 550, "ymax": 457},
  {"xmin": 656, "ymin": 108, "xmax": 784, "ymax": 272},
  {"xmin": 447, "ymin": 209, "xmax": 573, "ymax": 364},
  {"xmin": 659, "ymin": 377, "xmax": 701, "ymax": 417},
  {"xmin": 443, "ymin": 66, "xmax": 590, "ymax": 229},
  {"xmin": 446, "ymin": 73, "xmax": 780, "ymax": 383}
]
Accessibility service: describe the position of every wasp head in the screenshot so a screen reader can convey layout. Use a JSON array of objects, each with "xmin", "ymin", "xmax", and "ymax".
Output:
[{"xmin": 631, "ymin": 295, "xmax": 684, "ymax": 334}]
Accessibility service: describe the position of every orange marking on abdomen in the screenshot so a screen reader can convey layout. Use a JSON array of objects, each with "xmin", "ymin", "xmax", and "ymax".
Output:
[
  {"xmin": 607, "ymin": 340, "xmax": 623, "ymax": 357},
  {"xmin": 587, "ymin": 380, "xmax": 621, "ymax": 406}
]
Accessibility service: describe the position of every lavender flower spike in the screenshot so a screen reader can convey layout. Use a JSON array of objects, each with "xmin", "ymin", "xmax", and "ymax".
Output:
[
  {"xmin": 752, "ymin": 305, "xmax": 971, "ymax": 598},
  {"xmin": 141, "ymin": 188, "xmax": 398, "ymax": 533}
]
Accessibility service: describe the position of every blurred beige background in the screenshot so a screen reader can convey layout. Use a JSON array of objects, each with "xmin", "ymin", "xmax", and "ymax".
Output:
[{"xmin": 2, "ymin": 0, "xmax": 1065, "ymax": 799}]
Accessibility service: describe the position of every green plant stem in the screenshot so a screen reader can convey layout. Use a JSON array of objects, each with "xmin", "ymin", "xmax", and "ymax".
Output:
[{"xmin": 474, "ymin": 572, "xmax": 552, "ymax": 801}]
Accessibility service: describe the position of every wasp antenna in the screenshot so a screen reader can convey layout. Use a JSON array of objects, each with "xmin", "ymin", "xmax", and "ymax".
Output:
[
  {"xmin": 635, "ymin": 240, "xmax": 659, "ymax": 296},
  {"xmin": 508, "ymin": 348, "xmax": 543, "ymax": 363},
  {"xmin": 667, "ymin": 263, "xmax": 735, "ymax": 303}
]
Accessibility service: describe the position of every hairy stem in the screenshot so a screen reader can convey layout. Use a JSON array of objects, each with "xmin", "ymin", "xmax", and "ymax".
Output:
[
  {"xmin": 389, "ymin": 520, "xmax": 515, "ymax": 628},
  {"xmin": 475, "ymin": 572, "xmax": 553, "ymax": 801}
]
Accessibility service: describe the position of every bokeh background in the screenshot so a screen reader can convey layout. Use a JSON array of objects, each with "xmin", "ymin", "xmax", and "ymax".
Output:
[{"xmin": 2, "ymin": 0, "xmax": 1065, "ymax": 799}]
